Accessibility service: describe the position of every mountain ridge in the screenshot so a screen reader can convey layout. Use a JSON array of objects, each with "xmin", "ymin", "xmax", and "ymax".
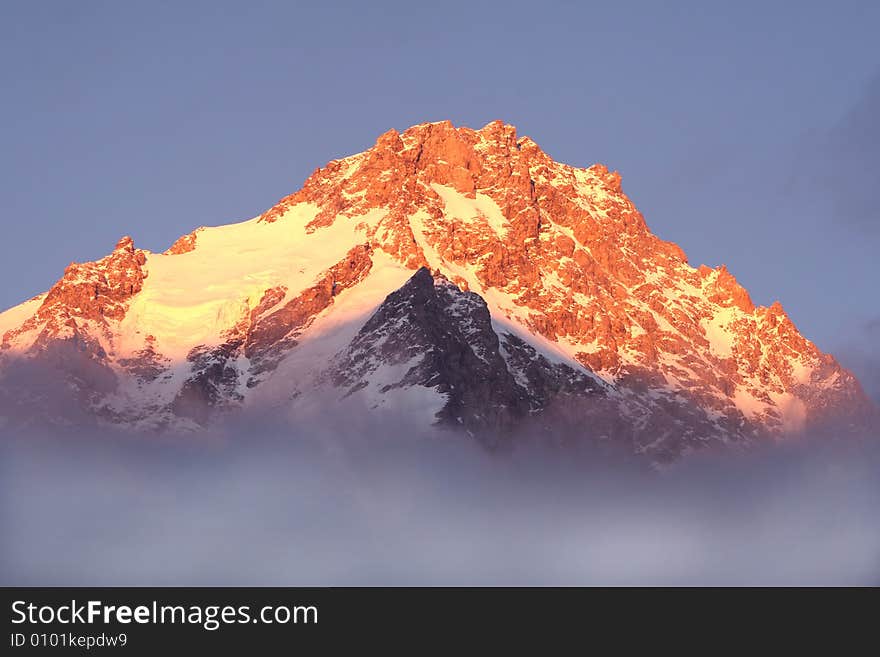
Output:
[{"xmin": 0, "ymin": 119, "xmax": 874, "ymax": 460}]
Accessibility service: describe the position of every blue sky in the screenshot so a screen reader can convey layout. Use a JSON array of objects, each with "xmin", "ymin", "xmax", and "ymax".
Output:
[{"xmin": 1, "ymin": 1, "xmax": 877, "ymax": 387}]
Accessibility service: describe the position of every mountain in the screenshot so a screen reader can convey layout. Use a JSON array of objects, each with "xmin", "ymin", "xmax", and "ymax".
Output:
[{"xmin": 0, "ymin": 120, "xmax": 874, "ymax": 461}]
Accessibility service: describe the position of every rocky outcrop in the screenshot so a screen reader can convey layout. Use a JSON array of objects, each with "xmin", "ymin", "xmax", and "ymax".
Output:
[
  {"xmin": 244, "ymin": 243, "xmax": 374, "ymax": 373},
  {"xmin": 164, "ymin": 229, "xmax": 200, "ymax": 255},
  {"xmin": 0, "ymin": 236, "xmax": 150, "ymax": 418},
  {"xmin": 330, "ymin": 267, "xmax": 533, "ymax": 441},
  {"xmin": 41, "ymin": 236, "xmax": 146, "ymax": 321},
  {"xmin": 3, "ymin": 236, "xmax": 146, "ymax": 349}
]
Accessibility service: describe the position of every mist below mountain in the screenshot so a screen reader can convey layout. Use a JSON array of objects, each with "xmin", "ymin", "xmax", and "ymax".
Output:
[{"xmin": 3, "ymin": 419, "xmax": 878, "ymax": 586}]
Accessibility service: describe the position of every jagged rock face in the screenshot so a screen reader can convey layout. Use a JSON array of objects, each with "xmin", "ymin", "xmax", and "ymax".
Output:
[
  {"xmin": 258, "ymin": 120, "xmax": 874, "ymax": 439},
  {"xmin": 3, "ymin": 236, "xmax": 146, "ymax": 350},
  {"xmin": 330, "ymin": 267, "xmax": 533, "ymax": 440},
  {"xmin": 326, "ymin": 267, "xmax": 640, "ymax": 451},
  {"xmin": 164, "ymin": 229, "xmax": 200, "ymax": 255},
  {"xmin": 0, "ymin": 119, "xmax": 874, "ymax": 458},
  {"xmin": 0, "ymin": 237, "xmax": 148, "ymax": 423},
  {"xmin": 245, "ymin": 243, "xmax": 374, "ymax": 370}
]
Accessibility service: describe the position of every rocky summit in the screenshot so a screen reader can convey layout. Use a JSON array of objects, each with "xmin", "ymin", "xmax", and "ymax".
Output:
[{"xmin": 0, "ymin": 120, "xmax": 874, "ymax": 461}]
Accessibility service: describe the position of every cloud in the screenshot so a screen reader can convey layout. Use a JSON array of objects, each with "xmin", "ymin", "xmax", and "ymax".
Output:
[{"xmin": 1, "ymin": 421, "xmax": 878, "ymax": 586}]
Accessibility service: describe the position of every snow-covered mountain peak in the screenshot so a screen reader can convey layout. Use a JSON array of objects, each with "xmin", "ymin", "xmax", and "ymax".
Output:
[{"xmin": 0, "ymin": 120, "xmax": 874, "ymax": 459}]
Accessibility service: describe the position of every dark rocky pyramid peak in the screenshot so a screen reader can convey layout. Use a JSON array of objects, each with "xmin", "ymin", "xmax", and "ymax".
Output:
[{"xmin": 330, "ymin": 266, "xmax": 532, "ymax": 442}]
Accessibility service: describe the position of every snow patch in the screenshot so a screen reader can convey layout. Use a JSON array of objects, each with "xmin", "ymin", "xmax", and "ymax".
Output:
[
  {"xmin": 0, "ymin": 295, "xmax": 44, "ymax": 341},
  {"xmin": 701, "ymin": 307, "xmax": 739, "ymax": 359},
  {"xmin": 429, "ymin": 183, "xmax": 508, "ymax": 238},
  {"xmin": 117, "ymin": 202, "xmax": 380, "ymax": 360}
]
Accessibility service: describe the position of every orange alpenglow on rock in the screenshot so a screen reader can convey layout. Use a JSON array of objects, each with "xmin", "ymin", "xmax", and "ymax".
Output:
[{"xmin": 0, "ymin": 120, "xmax": 874, "ymax": 461}]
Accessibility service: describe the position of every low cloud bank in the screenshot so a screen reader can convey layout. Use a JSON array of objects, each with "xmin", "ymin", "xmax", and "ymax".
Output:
[{"xmin": 2, "ymin": 416, "xmax": 878, "ymax": 586}]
